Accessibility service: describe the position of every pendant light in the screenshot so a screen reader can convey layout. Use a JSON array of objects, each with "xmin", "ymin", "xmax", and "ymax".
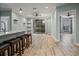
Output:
[{"xmin": 19, "ymin": 8, "xmax": 22, "ymax": 13}]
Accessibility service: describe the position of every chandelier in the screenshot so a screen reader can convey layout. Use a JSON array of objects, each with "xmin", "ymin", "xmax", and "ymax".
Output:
[{"xmin": 32, "ymin": 8, "xmax": 40, "ymax": 17}]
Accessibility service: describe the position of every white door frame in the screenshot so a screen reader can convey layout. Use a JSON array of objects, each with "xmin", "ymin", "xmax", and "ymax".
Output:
[
  {"xmin": 59, "ymin": 15, "xmax": 76, "ymax": 44},
  {"xmin": 32, "ymin": 18, "xmax": 46, "ymax": 34}
]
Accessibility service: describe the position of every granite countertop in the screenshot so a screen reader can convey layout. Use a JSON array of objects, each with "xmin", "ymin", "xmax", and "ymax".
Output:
[{"xmin": 0, "ymin": 30, "xmax": 25, "ymax": 36}]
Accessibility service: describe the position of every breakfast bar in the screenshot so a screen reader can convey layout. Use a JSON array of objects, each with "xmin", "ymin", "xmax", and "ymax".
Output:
[
  {"xmin": 0, "ymin": 31, "xmax": 25, "ymax": 43},
  {"xmin": 0, "ymin": 31, "xmax": 32, "ymax": 56}
]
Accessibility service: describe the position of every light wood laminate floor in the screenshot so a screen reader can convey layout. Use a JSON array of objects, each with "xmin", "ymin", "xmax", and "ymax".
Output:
[{"xmin": 23, "ymin": 34, "xmax": 79, "ymax": 56}]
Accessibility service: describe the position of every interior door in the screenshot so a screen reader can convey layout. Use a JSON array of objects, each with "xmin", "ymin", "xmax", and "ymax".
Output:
[
  {"xmin": 33, "ymin": 19, "xmax": 45, "ymax": 33},
  {"xmin": 61, "ymin": 16, "xmax": 72, "ymax": 34},
  {"xmin": 59, "ymin": 15, "xmax": 76, "ymax": 44}
]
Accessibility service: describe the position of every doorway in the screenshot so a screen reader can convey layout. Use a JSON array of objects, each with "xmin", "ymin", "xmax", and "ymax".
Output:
[
  {"xmin": 33, "ymin": 19, "xmax": 45, "ymax": 33},
  {"xmin": 60, "ymin": 15, "xmax": 76, "ymax": 44},
  {"xmin": 60, "ymin": 16, "xmax": 72, "ymax": 34}
]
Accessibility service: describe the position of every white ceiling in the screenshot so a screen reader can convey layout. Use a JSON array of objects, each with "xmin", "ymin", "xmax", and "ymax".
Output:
[{"xmin": 0, "ymin": 3, "xmax": 66, "ymax": 18}]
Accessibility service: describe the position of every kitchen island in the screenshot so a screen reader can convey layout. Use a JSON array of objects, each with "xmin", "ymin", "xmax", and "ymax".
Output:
[{"xmin": 0, "ymin": 31, "xmax": 25, "ymax": 43}]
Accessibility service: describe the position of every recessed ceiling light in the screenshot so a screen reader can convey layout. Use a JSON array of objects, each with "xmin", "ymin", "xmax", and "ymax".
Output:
[{"xmin": 45, "ymin": 6, "xmax": 48, "ymax": 9}]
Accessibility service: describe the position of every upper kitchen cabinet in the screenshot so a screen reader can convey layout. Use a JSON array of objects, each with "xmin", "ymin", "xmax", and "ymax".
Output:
[{"xmin": 0, "ymin": 8, "xmax": 12, "ymax": 32}]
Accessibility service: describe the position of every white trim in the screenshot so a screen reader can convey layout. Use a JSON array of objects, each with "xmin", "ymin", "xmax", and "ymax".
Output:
[{"xmin": 58, "ymin": 10, "xmax": 76, "ymax": 44}]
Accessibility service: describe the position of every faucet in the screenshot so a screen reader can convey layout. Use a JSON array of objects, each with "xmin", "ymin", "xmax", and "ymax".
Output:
[{"xmin": 1, "ymin": 21, "xmax": 6, "ymax": 33}]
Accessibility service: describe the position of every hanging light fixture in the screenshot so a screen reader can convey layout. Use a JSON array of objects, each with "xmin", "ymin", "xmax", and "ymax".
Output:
[
  {"xmin": 67, "ymin": 12, "xmax": 71, "ymax": 16},
  {"xmin": 19, "ymin": 8, "xmax": 22, "ymax": 13},
  {"xmin": 32, "ymin": 8, "xmax": 40, "ymax": 16}
]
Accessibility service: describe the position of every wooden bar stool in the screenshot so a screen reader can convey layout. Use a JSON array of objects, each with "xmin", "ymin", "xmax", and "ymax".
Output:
[
  {"xmin": 21, "ymin": 35, "xmax": 26, "ymax": 49},
  {"xmin": 0, "ymin": 43, "xmax": 11, "ymax": 56},
  {"xmin": 16, "ymin": 37, "xmax": 24, "ymax": 54},
  {"xmin": 29, "ymin": 34, "xmax": 32, "ymax": 44},
  {"xmin": 15, "ymin": 38, "xmax": 22, "ymax": 56},
  {"xmin": 20, "ymin": 35, "xmax": 26, "ymax": 52},
  {"xmin": 24, "ymin": 34, "xmax": 30, "ymax": 48},
  {"xmin": 3, "ymin": 38, "xmax": 21, "ymax": 56},
  {"xmin": 3, "ymin": 38, "xmax": 15, "ymax": 56},
  {"xmin": 24, "ymin": 34, "xmax": 32, "ymax": 46},
  {"xmin": 17, "ymin": 34, "xmax": 30, "ymax": 54}
]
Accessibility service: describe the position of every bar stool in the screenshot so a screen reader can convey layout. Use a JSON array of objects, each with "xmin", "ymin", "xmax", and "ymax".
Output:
[
  {"xmin": 21, "ymin": 35, "xmax": 26, "ymax": 49},
  {"xmin": 29, "ymin": 34, "xmax": 32, "ymax": 44},
  {"xmin": 17, "ymin": 34, "xmax": 30, "ymax": 54},
  {"xmin": 24, "ymin": 34, "xmax": 30, "ymax": 48},
  {"xmin": 16, "ymin": 37, "xmax": 24, "ymax": 54},
  {"xmin": 24, "ymin": 34, "xmax": 32, "ymax": 46},
  {"xmin": 15, "ymin": 37, "xmax": 22, "ymax": 56},
  {"xmin": 3, "ymin": 38, "xmax": 21, "ymax": 56},
  {"xmin": 20, "ymin": 35, "xmax": 26, "ymax": 52},
  {"xmin": 0, "ymin": 43, "xmax": 11, "ymax": 56}
]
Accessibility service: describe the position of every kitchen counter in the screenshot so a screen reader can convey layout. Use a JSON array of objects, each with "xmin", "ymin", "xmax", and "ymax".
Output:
[
  {"xmin": 0, "ymin": 30, "xmax": 25, "ymax": 43},
  {"xmin": 0, "ymin": 30, "xmax": 25, "ymax": 36}
]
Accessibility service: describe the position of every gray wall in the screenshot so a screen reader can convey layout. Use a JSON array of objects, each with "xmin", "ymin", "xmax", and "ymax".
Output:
[
  {"xmin": 45, "ymin": 17, "xmax": 51, "ymax": 34},
  {"xmin": 76, "ymin": 5, "xmax": 79, "ymax": 43},
  {"xmin": 12, "ymin": 12, "xmax": 27, "ymax": 32},
  {"xmin": 51, "ymin": 10, "xmax": 57, "ymax": 38},
  {"xmin": 56, "ymin": 3, "xmax": 79, "ymax": 43}
]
